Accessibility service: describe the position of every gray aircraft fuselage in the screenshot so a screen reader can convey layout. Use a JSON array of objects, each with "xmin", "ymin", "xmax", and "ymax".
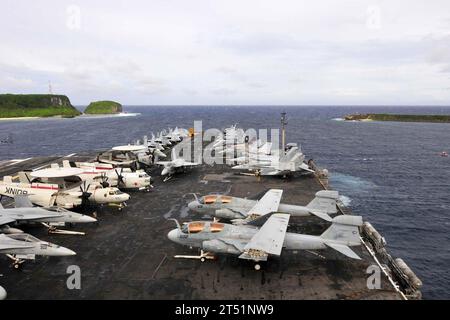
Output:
[
  {"xmin": 167, "ymin": 221, "xmax": 359, "ymax": 256},
  {"xmin": 0, "ymin": 234, "xmax": 76, "ymax": 257},
  {"xmin": 188, "ymin": 197, "xmax": 311, "ymax": 220},
  {"xmin": 1, "ymin": 207, "xmax": 96, "ymax": 225}
]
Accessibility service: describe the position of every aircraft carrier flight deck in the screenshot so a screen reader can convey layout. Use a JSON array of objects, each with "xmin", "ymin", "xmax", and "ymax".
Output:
[{"xmin": 0, "ymin": 143, "xmax": 422, "ymax": 300}]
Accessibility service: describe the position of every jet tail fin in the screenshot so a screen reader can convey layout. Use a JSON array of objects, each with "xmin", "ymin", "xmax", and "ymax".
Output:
[
  {"xmin": 143, "ymin": 136, "xmax": 148, "ymax": 148},
  {"xmin": 321, "ymin": 215, "xmax": 363, "ymax": 260},
  {"xmin": 321, "ymin": 215, "xmax": 362, "ymax": 240},
  {"xmin": 14, "ymin": 195, "xmax": 34, "ymax": 208},
  {"xmin": 171, "ymin": 148, "xmax": 177, "ymax": 160},
  {"xmin": 280, "ymin": 147, "xmax": 298, "ymax": 162},
  {"xmin": 306, "ymin": 190, "xmax": 339, "ymax": 215},
  {"xmin": 14, "ymin": 195, "xmax": 33, "ymax": 208}
]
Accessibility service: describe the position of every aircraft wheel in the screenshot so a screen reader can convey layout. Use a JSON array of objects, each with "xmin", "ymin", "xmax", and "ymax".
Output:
[
  {"xmin": 254, "ymin": 264, "xmax": 261, "ymax": 271},
  {"xmin": 13, "ymin": 263, "xmax": 21, "ymax": 270},
  {"xmin": 200, "ymin": 257, "xmax": 206, "ymax": 262}
]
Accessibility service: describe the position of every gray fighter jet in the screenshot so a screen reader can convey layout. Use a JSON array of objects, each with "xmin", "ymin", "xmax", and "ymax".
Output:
[
  {"xmin": 168, "ymin": 213, "xmax": 363, "ymax": 270},
  {"xmin": 156, "ymin": 149, "xmax": 200, "ymax": 181},
  {"xmin": 188, "ymin": 189, "xmax": 338, "ymax": 222},
  {"xmin": 0, "ymin": 233, "xmax": 76, "ymax": 269},
  {"xmin": 232, "ymin": 147, "xmax": 314, "ymax": 176},
  {"xmin": 0, "ymin": 196, "xmax": 97, "ymax": 235}
]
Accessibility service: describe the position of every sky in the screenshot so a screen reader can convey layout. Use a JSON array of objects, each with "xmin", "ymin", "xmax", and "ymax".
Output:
[{"xmin": 1, "ymin": 0, "xmax": 450, "ymax": 105}]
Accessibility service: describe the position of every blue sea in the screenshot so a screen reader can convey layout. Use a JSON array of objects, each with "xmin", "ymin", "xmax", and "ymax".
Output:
[{"xmin": 1, "ymin": 105, "xmax": 449, "ymax": 299}]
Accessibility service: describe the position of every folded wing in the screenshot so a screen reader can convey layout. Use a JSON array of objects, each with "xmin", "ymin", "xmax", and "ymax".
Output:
[
  {"xmin": 239, "ymin": 213, "xmax": 290, "ymax": 261},
  {"xmin": 246, "ymin": 189, "xmax": 283, "ymax": 217}
]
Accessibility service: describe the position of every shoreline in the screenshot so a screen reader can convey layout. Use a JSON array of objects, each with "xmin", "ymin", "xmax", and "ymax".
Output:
[
  {"xmin": 0, "ymin": 112, "xmax": 140, "ymax": 121},
  {"xmin": 344, "ymin": 113, "xmax": 450, "ymax": 123},
  {"xmin": 0, "ymin": 116, "xmax": 42, "ymax": 121}
]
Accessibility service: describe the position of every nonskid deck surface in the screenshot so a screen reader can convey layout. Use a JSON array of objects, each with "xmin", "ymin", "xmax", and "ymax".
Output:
[{"xmin": 0, "ymin": 154, "xmax": 401, "ymax": 299}]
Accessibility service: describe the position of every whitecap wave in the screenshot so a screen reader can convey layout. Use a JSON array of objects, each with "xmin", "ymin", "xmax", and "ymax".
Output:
[
  {"xmin": 339, "ymin": 195, "xmax": 352, "ymax": 206},
  {"xmin": 77, "ymin": 112, "xmax": 141, "ymax": 119},
  {"xmin": 116, "ymin": 112, "xmax": 141, "ymax": 117}
]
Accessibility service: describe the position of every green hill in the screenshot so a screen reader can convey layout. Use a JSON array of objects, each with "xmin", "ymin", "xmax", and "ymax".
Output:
[
  {"xmin": 344, "ymin": 113, "xmax": 450, "ymax": 123},
  {"xmin": 0, "ymin": 94, "xmax": 81, "ymax": 118},
  {"xmin": 84, "ymin": 101, "xmax": 122, "ymax": 114}
]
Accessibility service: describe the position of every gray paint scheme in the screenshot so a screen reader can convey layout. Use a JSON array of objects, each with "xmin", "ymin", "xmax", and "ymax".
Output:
[
  {"xmin": 0, "ymin": 196, "xmax": 96, "ymax": 228},
  {"xmin": 168, "ymin": 214, "xmax": 363, "ymax": 264},
  {"xmin": 188, "ymin": 189, "xmax": 338, "ymax": 222}
]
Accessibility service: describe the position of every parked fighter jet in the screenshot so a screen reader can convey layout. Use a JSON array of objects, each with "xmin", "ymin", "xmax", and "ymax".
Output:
[
  {"xmin": 97, "ymin": 148, "xmax": 140, "ymax": 170},
  {"xmin": 156, "ymin": 149, "xmax": 200, "ymax": 181},
  {"xmin": 0, "ymin": 167, "xmax": 130, "ymax": 210},
  {"xmin": 188, "ymin": 189, "xmax": 337, "ymax": 222},
  {"xmin": 0, "ymin": 196, "xmax": 97, "ymax": 235},
  {"xmin": 0, "ymin": 233, "xmax": 76, "ymax": 269},
  {"xmin": 62, "ymin": 161, "xmax": 152, "ymax": 191},
  {"xmin": 168, "ymin": 213, "xmax": 363, "ymax": 270},
  {"xmin": 153, "ymin": 132, "xmax": 172, "ymax": 148},
  {"xmin": 232, "ymin": 146, "xmax": 314, "ymax": 176},
  {"xmin": 148, "ymin": 134, "xmax": 166, "ymax": 151},
  {"xmin": 110, "ymin": 145, "xmax": 152, "ymax": 168},
  {"xmin": 137, "ymin": 136, "xmax": 166, "ymax": 159},
  {"xmin": 216, "ymin": 139, "xmax": 271, "ymax": 158},
  {"xmin": 163, "ymin": 128, "xmax": 182, "ymax": 143}
]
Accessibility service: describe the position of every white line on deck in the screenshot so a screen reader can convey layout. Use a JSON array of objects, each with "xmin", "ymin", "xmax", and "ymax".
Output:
[
  {"xmin": 65, "ymin": 153, "xmax": 77, "ymax": 157},
  {"xmin": 10, "ymin": 158, "xmax": 31, "ymax": 163},
  {"xmin": 33, "ymin": 164, "xmax": 51, "ymax": 171}
]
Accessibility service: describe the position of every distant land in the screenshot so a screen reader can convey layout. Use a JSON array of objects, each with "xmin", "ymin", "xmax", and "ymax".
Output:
[
  {"xmin": 0, "ymin": 94, "xmax": 81, "ymax": 118},
  {"xmin": 84, "ymin": 100, "xmax": 122, "ymax": 114},
  {"xmin": 344, "ymin": 113, "xmax": 450, "ymax": 123}
]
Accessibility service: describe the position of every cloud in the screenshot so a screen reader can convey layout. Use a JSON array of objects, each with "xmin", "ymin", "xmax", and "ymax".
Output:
[{"xmin": 0, "ymin": 0, "xmax": 450, "ymax": 104}]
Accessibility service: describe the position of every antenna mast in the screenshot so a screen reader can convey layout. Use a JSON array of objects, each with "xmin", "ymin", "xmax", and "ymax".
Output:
[{"xmin": 281, "ymin": 112, "xmax": 288, "ymax": 154}]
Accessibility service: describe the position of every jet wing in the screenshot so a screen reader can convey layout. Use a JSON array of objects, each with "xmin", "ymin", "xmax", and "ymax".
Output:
[
  {"xmin": 247, "ymin": 189, "xmax": 283, "ymax": 217},
  {"xmin": 6, "ymin": 209, "xmax": 63, "ymax": 222},
  {"xmin": 0, "ymin": 216, "xmax": 17, "ymax": 225},
  {"xmin": 239, "ymin": 213, "xmax": 290, "ymax": 261}
]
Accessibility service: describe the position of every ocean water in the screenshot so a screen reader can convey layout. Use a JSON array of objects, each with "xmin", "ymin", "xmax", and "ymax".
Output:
[{"xmin": 1, "ymin": 105, "xmax": 449, "ymax": 299}]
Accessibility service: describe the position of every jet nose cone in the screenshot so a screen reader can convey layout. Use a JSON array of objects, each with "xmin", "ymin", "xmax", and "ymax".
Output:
[
  {"xmin": 161, "ymin": 168, "xmax": 169, "ymax": 176},
  {"xmin": 187, "ymin": 201, "xmax": 198, "ymax": 211},
  {"xmin": 55, "ymin": 246, "xmax": 77, "ymax": 256},
  {"xmin": 167, "ymin": 229, "xmax": 179, "ymax": 242},
  {"xmin": 80, "ymin": 215, "xmax": 97, "ymax": 223},
  {"xmin": 0, "ymin": 286, "xmax": 6, "ymax": 300}
]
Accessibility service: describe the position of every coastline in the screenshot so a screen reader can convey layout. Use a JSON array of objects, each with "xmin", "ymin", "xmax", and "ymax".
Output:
[
  {"xmin": 0, "ymin": 112, "xmax": 140, "ymax": 121},
  {"xmin": 0, "ymin": 116, "xmax": 41, "ymax": 121},
  {"xmin": 344, "ymin": 113, "xmax": 450, "ymax": 123}
]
